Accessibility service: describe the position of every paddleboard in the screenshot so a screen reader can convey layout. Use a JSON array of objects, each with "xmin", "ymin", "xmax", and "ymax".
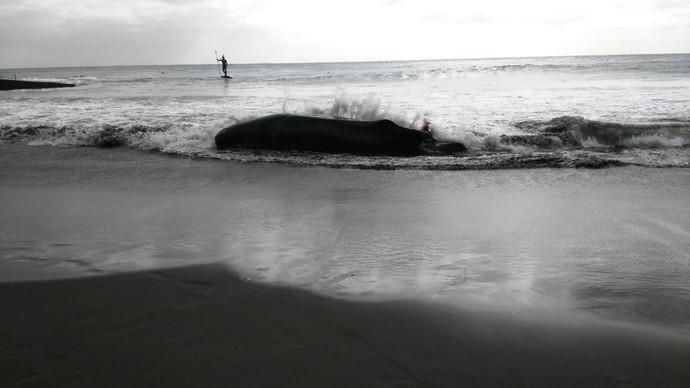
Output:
[{"xmin": 221, "ymin": 75, "xmax": 233, "ymax": 79}]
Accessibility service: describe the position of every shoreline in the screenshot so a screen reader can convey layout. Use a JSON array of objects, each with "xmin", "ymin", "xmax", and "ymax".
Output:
[{"xmin": 2, "ymin": 263, "xmax": 689, "ymax": 387}]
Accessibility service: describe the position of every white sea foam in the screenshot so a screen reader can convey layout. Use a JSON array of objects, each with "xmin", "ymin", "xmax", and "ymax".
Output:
[{"xmin": 622, "ymin": 135, "xmax": 690, "ymax": 148}]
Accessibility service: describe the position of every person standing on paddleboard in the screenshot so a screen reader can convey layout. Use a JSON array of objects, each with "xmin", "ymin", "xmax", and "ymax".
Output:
[{"xmin": 217, "ymin": 54, "xmax": 229, "ymax": 77}]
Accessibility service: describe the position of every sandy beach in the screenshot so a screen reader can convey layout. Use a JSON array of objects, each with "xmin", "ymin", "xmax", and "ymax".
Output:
[
  {"xmin": 2, "ymin": 263, "xmax": 689, "ymax": 387},
  {"xmin": 2, "ymin": 144, "xmax": 690, "ymax": 386}
]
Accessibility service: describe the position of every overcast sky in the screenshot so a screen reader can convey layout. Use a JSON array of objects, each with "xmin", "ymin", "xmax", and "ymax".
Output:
[{"xmin": 1, "ymin": 0, "xmax": 689, "ymax": 68}]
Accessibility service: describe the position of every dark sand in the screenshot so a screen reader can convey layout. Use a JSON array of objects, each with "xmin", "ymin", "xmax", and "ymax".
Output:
[
  {"xmin": 2, "ymin": 263, "xmax": 689, "ymax": 387},
  {"xmin": 0, "ymin": 79, "xmax": 75, "ymax": 91}
]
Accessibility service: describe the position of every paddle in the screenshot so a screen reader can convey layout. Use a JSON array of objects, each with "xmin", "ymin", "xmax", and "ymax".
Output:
[{"xmin": 214, "ymin": 50, "xmax": 221, "ymax": 77}]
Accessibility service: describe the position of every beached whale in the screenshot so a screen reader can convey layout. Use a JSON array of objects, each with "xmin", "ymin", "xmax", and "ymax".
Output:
[{"xmin": 215, "ymin": 114, "xmax": 465, "ymax": 155}]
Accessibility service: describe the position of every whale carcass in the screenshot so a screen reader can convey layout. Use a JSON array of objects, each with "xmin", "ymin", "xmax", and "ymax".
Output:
[{"xmin": 215, "ymin": 114, "xmax": 465, "ymax": 156}]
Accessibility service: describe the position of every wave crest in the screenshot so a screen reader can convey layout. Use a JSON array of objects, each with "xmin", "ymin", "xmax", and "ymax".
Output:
[
  {"xmin": 512, "ymin": 116, "xmax": 690, "ymax": 149},
  {"xmin": 2, "ymin": 113, "xmax": 689, "ymax": 170},
  {"xmin": 0, "ymin": 122, "xmax": 219, "ymax": 151}
]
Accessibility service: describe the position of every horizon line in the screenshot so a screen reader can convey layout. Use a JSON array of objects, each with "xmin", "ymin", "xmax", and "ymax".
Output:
[{"xmin": 1, "ymin": 51, "xmax": 689, "ymax": 71}]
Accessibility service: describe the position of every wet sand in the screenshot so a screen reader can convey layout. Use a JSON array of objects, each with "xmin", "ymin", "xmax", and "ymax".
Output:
[
  {"xmin": 2, "ymin": 263, "xmax": 689, "ymax": 387},
  {"xmin": 2, "ymin": 144, "xmax": 690, "ymax": 386}
]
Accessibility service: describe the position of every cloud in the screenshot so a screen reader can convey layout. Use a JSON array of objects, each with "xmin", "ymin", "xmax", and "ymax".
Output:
[
  {"xmin": 1, "ymin": 0, "xmax": 689, "ymax": 68},
  {"xmin": 0, "ymin": 0, "xmax": 260, "ymax": 67},
  {"xmin": 417, "ymin": 0, "xmax": 595, "ymax": 26},
  {"xmin": 651, "ymin": 0, "xmax": 690, "ymax": 10}
]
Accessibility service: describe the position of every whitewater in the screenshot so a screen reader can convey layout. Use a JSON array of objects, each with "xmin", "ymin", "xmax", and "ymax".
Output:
[{"xmin": 1, "ymin": 54, "xmax": 689, "ymax": 168}]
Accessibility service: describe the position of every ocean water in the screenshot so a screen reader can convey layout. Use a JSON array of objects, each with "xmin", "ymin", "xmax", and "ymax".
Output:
[
  {"xmin": 2, "ymin": 55, "xmax": 690, "ymax": 335},
  {"xmin": 1, "ymin": 54, "xmax": 689, "ymax": 168}
]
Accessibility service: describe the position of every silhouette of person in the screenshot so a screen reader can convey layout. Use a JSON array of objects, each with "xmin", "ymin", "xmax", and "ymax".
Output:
[{"xmin": 217, "ymin": 55, "xmax": 228, "ymax": 77}]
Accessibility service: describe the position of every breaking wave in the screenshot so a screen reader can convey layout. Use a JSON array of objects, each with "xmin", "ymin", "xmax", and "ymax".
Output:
[
  {"xmin": 1, "ymin": 92, "xmax": 688, "ymax": 170},
  {"xmin": 0, "ymin": 122, "xmax": 219, "ymax": 152},
  {"xmin": 510, "ymin": 116, "xmax": 690, "ymax": 149},
  {"xmin": 2, "ymin": 113, "xmax": 689, "ymax": 170}
]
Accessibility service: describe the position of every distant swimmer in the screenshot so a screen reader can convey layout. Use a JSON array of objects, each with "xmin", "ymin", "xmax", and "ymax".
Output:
[{"xmin": 217, "ymin": 54, "xmax": 229, "ymax": 77}]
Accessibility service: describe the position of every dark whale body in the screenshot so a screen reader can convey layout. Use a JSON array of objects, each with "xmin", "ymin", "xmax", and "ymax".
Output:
[{"xmin": 215, "ymin": 114, "xmax": 465, "ymax": 156}]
